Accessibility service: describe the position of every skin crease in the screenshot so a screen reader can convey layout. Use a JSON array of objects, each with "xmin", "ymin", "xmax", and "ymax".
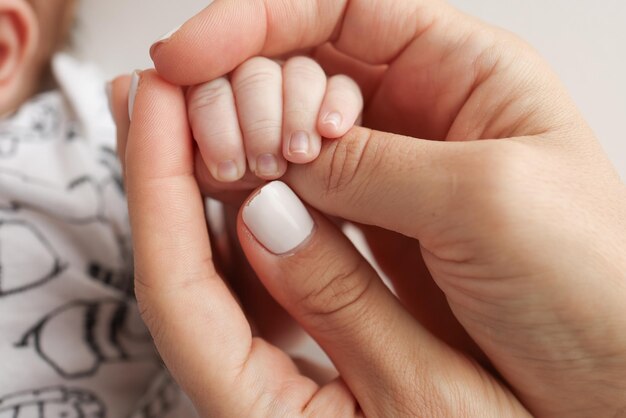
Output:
[
  {"xmin": 0, "ymin": 0, "xmax": 75, "ymax": 116},
  {"xmin": 111, "ymin": 0, "xmax": 626, "ymax": 417}
]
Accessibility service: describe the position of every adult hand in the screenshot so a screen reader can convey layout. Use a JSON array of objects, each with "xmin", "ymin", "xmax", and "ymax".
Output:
[
  {"xmin": 110, "ymin": 71, "xmax": 530, "ymax": 417},
  {"xmin": 113, "ymin": 0, "xmax": 626, "ymax": 416}
]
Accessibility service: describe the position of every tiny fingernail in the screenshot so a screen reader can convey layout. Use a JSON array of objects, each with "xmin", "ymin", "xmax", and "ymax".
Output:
[
  {"xmin": 105, "ymin": 82, "xmax": 113, "ymax": 116},
  {"xmin": 217, "ymin": 160, "xmax": 240, "ymax": 182},
  {"xmin": 256, "ymin": 154, "xmax": 280, "ymax": 178},
  {"xmin": 289, "ymin": 131, "xmax": 310, "ymax": 155},
  {"xmin": 243, "ymin": 181, "xmax": 315, "ymax": 254},
  {"xmin": 156, "ymin": 24, "xmax": 182, "ymax": 43},
  {"xmin": 128, "ymin": 70, "xmax": 140, "ymax": 121},
  {"xmin": 322, "ymin": 112, "xmax": 343, "ymax": 130}
]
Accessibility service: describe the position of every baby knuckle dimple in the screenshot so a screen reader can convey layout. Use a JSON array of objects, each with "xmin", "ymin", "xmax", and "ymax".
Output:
[{"xmin": 187, "ymin": 78, "xmax": 232, "ymax": 112}]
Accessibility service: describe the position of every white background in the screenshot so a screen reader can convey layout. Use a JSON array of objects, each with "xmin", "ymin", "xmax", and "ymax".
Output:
[{"xmin": 75, "ymin": 0, "xmax": 625, "ymax": 176}]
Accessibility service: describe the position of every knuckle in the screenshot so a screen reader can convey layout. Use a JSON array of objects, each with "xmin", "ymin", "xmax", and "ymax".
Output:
[
  {"xmin": 233, "ymin": 58, "xmax": 281, "ymax": 93},
  {"xmin": 187, "ymin": 78, "xmax": 231, "ymax": 112},
  {"xmin": 364, "ymin": 354, "xmax": 464, "ymax": 418},
  {"xmin": 244, "ymin": 117, "xmax": 282, "ymax": 139},
  {"xmin": 298, "ymin": 253, "xmax": 373, "ymax": 327},
  {"xmin": 385, "ymin": 364, "xmax": 459, "ymax": 418},
  {"xmin": 284, "ymin": 56, "xmax": 325, "ymax": 83},
  {"xmin": 322, "ymin": 128, "xmax": 385, "ymax": 199}
]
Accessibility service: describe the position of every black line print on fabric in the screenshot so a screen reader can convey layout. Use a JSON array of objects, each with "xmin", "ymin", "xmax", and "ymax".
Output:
[
  {"xmin": 91, "ymin": 145, "xmax": 134, "ymax": 296},
  {"xmin": 98, "ymin": 146, "xmax": 125, "ymax": 194},
  {"xmin": 0, "ymin": 98, "xmax": 63, "ymax": 158},
  {"xmin": 0, "ymin": 165, "xmax": 128, "ymax": 230},
  {"xmin": 94, "ymin": 146, "xmax": 134, "ymax": 296},
  {"xmin": 0, "ymin": 169, "xmax": 104, "ymax": 225},
  {"xmin": 128, "ymin": 374, "xmax": 182, "ymax": 418},
  {"xmin": 0, "ymin": 201, "xmax": 19, "ymax": 211},
  {"xmin": 65, "ymin": 120, "xmax": 80, "ymax": 142},
  {"xmin": 87, "ymin": 262, "xmax": 134, "ymax": 298},
  {"xmin": 15, "ymin": 299, "xmax": 155, "ymax": 379},
  {"xmin": 0, "ymin": 168, "xmax": 54, "ymax": 214},
  {"xmin": 0, "ymin": 220, "xmax": 68, "ymax": 297},
  {"xmin": 1, "ymin": 162, "xmax": 133, "ymax": 296},
  {"xmin": 0, "ymin": 386, "xmax": 105, "ymax": 418}
]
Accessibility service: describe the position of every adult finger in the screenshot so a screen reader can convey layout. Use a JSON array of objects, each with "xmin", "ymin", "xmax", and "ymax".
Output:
[
  {"xmin": 311, "ymin": 43, "xmax": 386, "ymax": 102},
  {"xmin": 150, "ymin": 0, "xmax": 451, "ymax": 85},
  {"xmin": 238, "ymin": 181, "xmax": 528, "ymax": 416},
  {"xmin": 360, "ymin": 225, "xmax": 490, "ymax": 366},
  {"xmin": 222, "ymin": 204, "xmax": 304, "ymax": 348},
  {"xmin": 120, "ymin": 71, "xmax": 369, "ymax": 417},
  {"xmin": 283, "ymin": 126, "xmax": 499, "ymax": 241},
  {"xmin": 119, "ymin": 70, "xmax": 254, "ymax": 414}
]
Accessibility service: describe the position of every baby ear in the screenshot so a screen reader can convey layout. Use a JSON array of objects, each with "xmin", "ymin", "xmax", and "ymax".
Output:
[{"xmin": 0, "ymin": 0, "xmax": 39, "ymax": 112}]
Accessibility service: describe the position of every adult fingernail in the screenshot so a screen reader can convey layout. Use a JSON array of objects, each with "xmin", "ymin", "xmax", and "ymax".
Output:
[
  {"xmin": 157, "ymin": 24, "xmax": 182, "ymax": 43},
  {"xmin": 217, "ymin": 160, "xmax": 240, "ymax": 182},
  {"xmin": 243, "ymin": 181, "xmax": 315, "ymax": 255},
  {"xmin": 128, "ymin": 70, "xmax": 140, "ymax": 121},
  {"xmin": 289, "ymin": 131, "xmax": 310, "ymax": 155},
  {"xmin": 256, "ymin": 154, "xmax": 280, "ymax": 178},
  {"xmin": 150, "ymin": 24, "xmax": 182, "ymax": 56},
  {"xmin": 322, "ymin": 112, "xmax": 342, "ymax": 130},
  {"xmin": 105, "ymin": 82, "xmax": 113, "ymax": 116}
]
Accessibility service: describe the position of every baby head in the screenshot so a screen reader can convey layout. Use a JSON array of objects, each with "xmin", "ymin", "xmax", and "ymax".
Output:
[{"xmin": 0, "ymin": 0, "xmax": 76, "ymax": 116}]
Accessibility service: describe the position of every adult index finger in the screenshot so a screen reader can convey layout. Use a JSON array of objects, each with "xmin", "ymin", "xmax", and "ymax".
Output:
[
  {"xmin": 150, "ymin": 0, "xmax": 448, "ymax": 85},
  {"xmin": 122, "ymin": 70, "xmax": 254, "ymax": 414}
]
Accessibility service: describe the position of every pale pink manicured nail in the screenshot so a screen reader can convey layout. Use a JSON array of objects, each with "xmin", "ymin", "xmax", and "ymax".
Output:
[
  {"xmin": 128, "ymin": 70, "xmax": 140, "ymax": 121},
  {"xmin": 322, "ymin": 112, "xmax": 343, "ymax": 130},
  {"xmin": 243, "ymin": 181, "xmax": 315, "ymax": 254},
  {"xmin": 289, "ymin": 131, "xmax": 310, "ymax": 155}
]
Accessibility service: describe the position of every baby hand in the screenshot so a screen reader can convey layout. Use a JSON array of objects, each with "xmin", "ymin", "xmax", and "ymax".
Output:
[{"xmin": 186, "ymin": 56, "xmax": 363, "ymax": 183}]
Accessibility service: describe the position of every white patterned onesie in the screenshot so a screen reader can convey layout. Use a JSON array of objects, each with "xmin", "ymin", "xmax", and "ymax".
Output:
[{"xmin": 0, "ymin": 54, "xmax": 198, "ymax": 418}]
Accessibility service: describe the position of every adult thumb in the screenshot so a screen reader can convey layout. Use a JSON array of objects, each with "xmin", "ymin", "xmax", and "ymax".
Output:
[
  {"xmin": 236, "ymin": 181, "xmax": 529, "ymax": 416},
  {"xmin": 283, "ymin": 126, "xmax": 496, "ymax": 241}
]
